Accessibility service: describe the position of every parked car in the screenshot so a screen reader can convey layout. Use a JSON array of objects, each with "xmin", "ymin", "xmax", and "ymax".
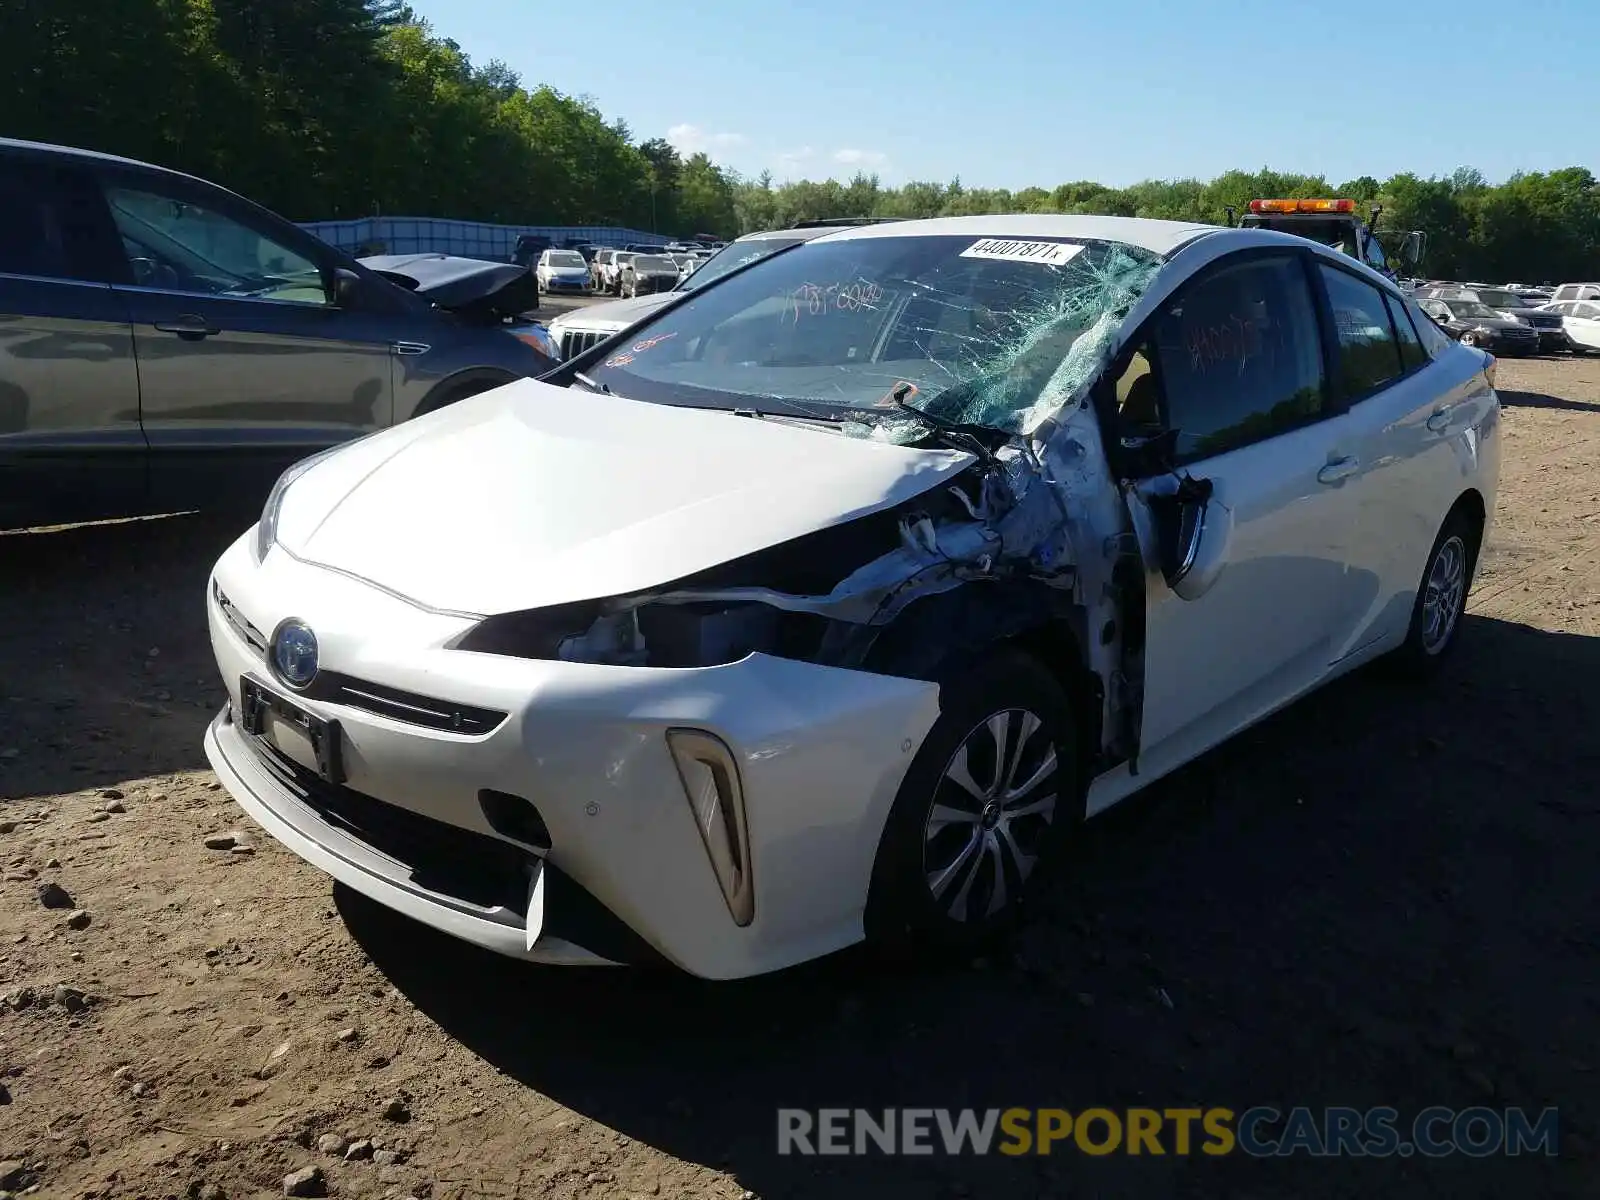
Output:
[
  {"xmin": 0, "ymin": 138, "xmax": 557, "ymax": 530},
  {"xmin": 600, "ymin": 251, "xmax": 636, "ymax": 295},
  {"xmin": 509, "ymin": 234, "xmax": 552, "ymax": 268},
  {"xmin": 1550, "ymin": 283, "xmax": 1600, "ymax": 304},
  {"xmin": 535, "ymin": 248, "xmax": 592, "ymax": 294},
  {"xmin": 1414, "ymin": 285, "xmax": 1566, "ymax": 351},
  {"xmin": 623, "ymin": 242, "xmax": 667, "ymax": 255},
  {"xmin": 204, "ymin": 214, "xmax": 1498, "ymax": 980},
  {"xmin": 546, "ymin": 219, "xmax": 906, "ymax": 360},
  {"xmin": 588, "ymin": 248, "xmax": 616, "ymax": 291},
  {"xmin": 618, "ymin": 252, "xmax": 681, "ymax": 297},
  {"xmin": 1540, "ymin": 300, "xmax": 1600, "ymax": 352},
  {"xmin": 1414, "ymin": 297, "xmax": 1539, "ymax": 354}
]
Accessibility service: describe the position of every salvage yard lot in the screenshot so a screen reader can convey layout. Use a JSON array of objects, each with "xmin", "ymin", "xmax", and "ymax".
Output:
[{"xmin": 1, "ymin": 357, "xmax": 1597, "ymax": 1200}]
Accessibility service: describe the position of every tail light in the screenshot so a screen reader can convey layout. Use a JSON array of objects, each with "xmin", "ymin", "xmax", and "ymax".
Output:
[{"xmin": 666, "ymin": 729, "xmax": 754, "ymax": 926}]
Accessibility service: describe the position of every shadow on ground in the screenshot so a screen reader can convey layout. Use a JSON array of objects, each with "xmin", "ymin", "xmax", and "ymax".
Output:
[
  {"xmin": 1496, "ymin": 388, "xmax": 1600, "ymax": 414},
  {"xmin": 345, "ymin": 615, "xmax": 1599, "ymax": 1199},
  {"xmin": 0, "ymin": 514, "xmax": 243, "ymax": 800}
]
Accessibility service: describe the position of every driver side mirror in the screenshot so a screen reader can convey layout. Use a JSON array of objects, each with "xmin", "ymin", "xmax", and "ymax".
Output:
[
  {"xmin": 1399, "ymin": 231, "xmax": 1424, "ymax": 266},
  {"xmin": 1146, "ymin": 474, "xmax": 1234, "ymax": 600},
  {"xmin": 330, "ymin": 267, "xmax": 363, "ymax": 308}
]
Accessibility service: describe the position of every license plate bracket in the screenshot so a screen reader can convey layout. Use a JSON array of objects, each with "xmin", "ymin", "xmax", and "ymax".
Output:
[{"xmin": 240, "ymin": 676, "xmax": 344, "ymax": 784}]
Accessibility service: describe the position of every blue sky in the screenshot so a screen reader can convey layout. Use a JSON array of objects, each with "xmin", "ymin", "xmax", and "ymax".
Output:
[{"xmin": 408, "ymin": 0, "xmax": 1597, "ymax": 190}]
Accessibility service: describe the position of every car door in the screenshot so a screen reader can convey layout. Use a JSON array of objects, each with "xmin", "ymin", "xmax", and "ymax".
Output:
[
  {"xmin": 0, "ymin": 155, "xmax": 145, "ymax": 528},
  {"xmin": 1308, "ymin": 261, "xmax": 1481, "ymax": 658},
  {"xmin": 1570, "ymin": 302, "xmax": 1600, "ymax": 351},
  {"xmin": 94, "ymin": 166, "xmax": 397, "ymax": 509},
  {"xmin": 1116, "ymin": 250, "xmax": 1368, "ymax": 764}
]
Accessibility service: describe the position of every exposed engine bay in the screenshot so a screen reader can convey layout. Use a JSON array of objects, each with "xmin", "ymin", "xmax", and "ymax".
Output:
[{"xmin": 453, "ymin": 388, "xmax": 1170, "ymax": 779}]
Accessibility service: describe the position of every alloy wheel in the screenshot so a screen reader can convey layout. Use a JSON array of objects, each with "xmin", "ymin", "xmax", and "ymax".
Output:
[
  {"xmin": 1421, "ymin": 534, "xmax": 1467, "ymax": 654},
  {"xmin": 922, "ymin": 708, "xmax": 1059, "ymax": 923}
]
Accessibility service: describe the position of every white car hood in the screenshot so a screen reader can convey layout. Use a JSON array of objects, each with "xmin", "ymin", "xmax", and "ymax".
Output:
[{"xmin": 273, "ymin": 378, "xmax": 973, "ymax": 615}]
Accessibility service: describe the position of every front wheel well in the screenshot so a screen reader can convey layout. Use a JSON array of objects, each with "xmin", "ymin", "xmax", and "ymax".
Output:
[{"xmin": 411, "ymin": 369, "xmax": 518, "ymax": 418}]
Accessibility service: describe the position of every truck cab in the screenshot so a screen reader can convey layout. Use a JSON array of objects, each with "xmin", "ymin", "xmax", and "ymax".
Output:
[{"xmin": 1238, "ymin": 198, "xmax": 1423, "ymax": 281}]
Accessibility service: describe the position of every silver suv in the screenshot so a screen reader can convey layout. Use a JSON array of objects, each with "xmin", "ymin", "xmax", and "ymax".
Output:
[{"xmin": 0, "ymin": 139, "xmax": 557, "ymax": 530}]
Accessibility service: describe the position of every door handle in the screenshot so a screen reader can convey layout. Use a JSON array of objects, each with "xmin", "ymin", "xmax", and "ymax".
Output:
[
  {"xmin": 153, "ymin": 315, "xmax": 219, "ymax": 340},
  {"xmin": 1317, "ymin": 456, "xmax": 1359, "ymax": 485},
  {"xmin": 1426, "ymin": 405, "xmax": 1456, "ymax": 433}
]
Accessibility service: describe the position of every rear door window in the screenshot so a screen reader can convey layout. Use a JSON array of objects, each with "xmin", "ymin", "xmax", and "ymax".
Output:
[
  {"xmin": 0, "ymin": 164, "xmax": 116, "ymax": 283},
  {"xmin": 1318, "ymin": 264, "xmax": 1403, "ymax": 397}
]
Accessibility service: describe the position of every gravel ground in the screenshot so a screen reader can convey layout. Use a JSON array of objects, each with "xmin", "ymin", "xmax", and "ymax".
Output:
[{"xmin": 1, "ymin": 356, "xmax": 1597, "ymax": 1199}]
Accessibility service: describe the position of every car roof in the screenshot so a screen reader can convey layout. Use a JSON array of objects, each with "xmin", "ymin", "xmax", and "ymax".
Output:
[
  {"xmin": 0, "ymin": 136, "xmax": 175, "ymax": 174},
  {"xmin": 806, "ymin": 213, "xmax": 1220, "ymax": 256}
]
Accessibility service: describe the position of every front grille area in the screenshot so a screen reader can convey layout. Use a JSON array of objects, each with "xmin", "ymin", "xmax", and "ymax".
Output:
[
  {"xmin": 214, "ymin": 583, "xmax": 508, "ymax": 735},
  {"xmin": 243, "ymin": 726, "xmax": 534, "ymax": 913},
  {"xmin": 557, "ymin": 328, "xmax": 613, "ymax": 360}
]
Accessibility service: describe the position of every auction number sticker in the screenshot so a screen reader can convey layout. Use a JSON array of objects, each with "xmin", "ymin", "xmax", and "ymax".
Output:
[{"xmin": 959, "ymin": 238, "xmax": 1084, "ymax": 267}]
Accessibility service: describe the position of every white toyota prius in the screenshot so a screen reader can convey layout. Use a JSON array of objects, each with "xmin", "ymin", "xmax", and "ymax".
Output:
[{"xmin": 204, "ymin": 215, "xmax": 1499, "ymax": 979}]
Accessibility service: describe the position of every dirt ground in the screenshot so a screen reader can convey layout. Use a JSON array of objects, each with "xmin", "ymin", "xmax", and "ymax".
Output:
[{"xmin": 2, "ymin": 356, "xmax": 1598, "ymax": 1200}]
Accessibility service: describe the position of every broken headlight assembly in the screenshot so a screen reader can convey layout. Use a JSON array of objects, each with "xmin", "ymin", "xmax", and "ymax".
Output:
[{"xmin": 452, "ymin": 597, "xmax": 826, "ymax": 669}]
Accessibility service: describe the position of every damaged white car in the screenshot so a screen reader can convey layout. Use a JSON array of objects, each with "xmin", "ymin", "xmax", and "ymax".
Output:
[{"xmin": 203, "ymin": 215, "xmax": 1500, "ymax": 980}]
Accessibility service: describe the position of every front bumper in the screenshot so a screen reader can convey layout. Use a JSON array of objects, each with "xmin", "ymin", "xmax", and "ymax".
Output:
[
  {"xmin": 545, "ymin": 277, "xmax": 590, "ymax": 293},
  {"xmin": 204, "ymin": 532, "xmax": 940, "ymax": 979}
]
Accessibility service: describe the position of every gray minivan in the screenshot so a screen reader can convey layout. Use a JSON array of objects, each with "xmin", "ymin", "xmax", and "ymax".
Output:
[{"xmin": 0, "ymin": 138, "xmax": 557, "ymax": 530}]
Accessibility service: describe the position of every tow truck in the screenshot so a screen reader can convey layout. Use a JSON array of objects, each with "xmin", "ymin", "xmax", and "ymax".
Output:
[{"xmin": 1231, "ymin": 198, "xmax": 1424, "ymax": 281}]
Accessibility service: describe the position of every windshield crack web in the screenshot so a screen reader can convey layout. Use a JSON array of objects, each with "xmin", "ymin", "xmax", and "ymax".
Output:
[{"xmin": 843, "ymin": 244, "xmax": 1162, "ymax": 444}]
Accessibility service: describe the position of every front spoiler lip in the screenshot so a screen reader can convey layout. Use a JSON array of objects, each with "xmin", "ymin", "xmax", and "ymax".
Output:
[{"xmin": 203, "ymin": 708, "xmax": 621, "ymax": 968}]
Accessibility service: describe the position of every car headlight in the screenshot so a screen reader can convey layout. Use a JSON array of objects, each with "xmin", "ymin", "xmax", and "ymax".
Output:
[
  {"xmin": 508, "ymin": 323, "xmax": 556, "ymax": 359},
  {"xmin": 255, "ymin": 445, "xmax": 343, "ymax": 562}
]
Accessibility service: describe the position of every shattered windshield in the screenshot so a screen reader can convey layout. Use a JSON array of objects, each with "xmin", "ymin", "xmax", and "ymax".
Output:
[
  {"xmin": 584, "ymin": 233, "xmax": 1163, "ymax": 436},
  {"xmin": 632, "ymin": 255, "xmax": 678, "ymax": 272}
]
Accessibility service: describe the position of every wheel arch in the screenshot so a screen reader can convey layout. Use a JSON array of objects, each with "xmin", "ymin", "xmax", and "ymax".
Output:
[
  {"xmin": 1446, "ymin": 487, "xmax": 1488, "ymax": 568},
  {"xmin": 858, "ymin": 581, "xmax": 1102, "ymax": 801},
  {"xmin": 410, "ymin": 368, "xmax": 519, "ymax": 419}
]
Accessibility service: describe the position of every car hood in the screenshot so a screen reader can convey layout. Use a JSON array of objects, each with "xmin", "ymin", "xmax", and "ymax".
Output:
[
  {"xmin": 550, "ymin": 292, "xmax": 676, "ymax": 334},
  {"xmin": 272, "ymin": 378, "xmax": 973, "ymax": 615},
  {"xmin": 359, "ymin": 253, "xmax": 538, "ymax": 318}
]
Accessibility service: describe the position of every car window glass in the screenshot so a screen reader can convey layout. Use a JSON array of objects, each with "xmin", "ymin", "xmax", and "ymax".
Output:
[
  {"xmin": 1362, "ymin": 235, "xmax": 1388, "ymax": 273},
  {"xmin": 1148, "ymin": 255, "xmax": 1326, "ymax": 461},
  {"xmin": 1577, "ymin": 303, "xmax": 1600, "ymax": 320},
  {"xmin": 1319, "ymin": 265, "xmax": 1404, "ymax": 396},
  {"xmin": 1407, "ymin": 297, "xmax": 1454, "ymax": 356},
  {"xmin": 1385, "ymin": 292, "xmax": 1428, "ymax": 372},
  {"xmin": 105, "ymin": 184, "xmax": 326, "ymax": 304},
  {"xmin": 0, "ymin": 171, "xmax": 76, "ymax": 280}
]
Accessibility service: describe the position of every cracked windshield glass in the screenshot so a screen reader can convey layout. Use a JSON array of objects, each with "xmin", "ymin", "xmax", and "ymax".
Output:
[{"xmin": 585, "ymin": 234, "xmax": 1163, "ymax": 437}]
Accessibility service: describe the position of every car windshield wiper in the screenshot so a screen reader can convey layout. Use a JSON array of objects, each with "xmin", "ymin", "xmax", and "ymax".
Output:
[
  {"xmin": 888, "ymin": 381, "xmax": 1003, "ymax": 465},
  {"xmin": 574, "ymin": 371, "xmax": 611, "ymax": 394}
]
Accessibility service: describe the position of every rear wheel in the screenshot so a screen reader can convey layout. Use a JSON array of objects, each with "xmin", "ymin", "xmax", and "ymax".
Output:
[
  {"xmin": 866, "ymin": 650, "xmax": 1076, "ymax": 957},
  {"xmin": 1391, "ymin": 509, "xmax": 1478, "ymax": 676}
]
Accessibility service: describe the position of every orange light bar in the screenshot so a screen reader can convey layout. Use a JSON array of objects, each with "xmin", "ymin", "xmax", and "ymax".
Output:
[{"xmin": 1248, "ymin": 198, "xmax": 1358, "ymax": 215}]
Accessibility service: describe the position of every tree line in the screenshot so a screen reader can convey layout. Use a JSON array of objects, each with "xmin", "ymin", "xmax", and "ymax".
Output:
[{"xmin": 5, "ymin": 1, "xmax": 1596, "ymax": 281}]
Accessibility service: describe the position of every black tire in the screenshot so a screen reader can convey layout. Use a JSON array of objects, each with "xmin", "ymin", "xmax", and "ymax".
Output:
[
  {"xmin": 1390, "ymin": 508, "xmax": 1479, "ymax": 677},
  {"xmin": 865, "ymin": 649, "xmax": 1076, "ymax": 958}
]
